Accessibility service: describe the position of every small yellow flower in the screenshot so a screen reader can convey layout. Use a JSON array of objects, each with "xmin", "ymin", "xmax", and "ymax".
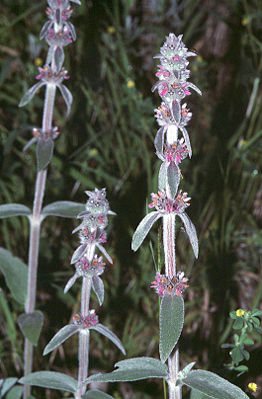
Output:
[
  {"xmin": 35, "ymin": 58, "xmax": 43, "ymax": 66},
  {"xmin": 127, "ymin": 80, "xmax": 135, "ymax": 88},
  {"xmin": 236, "ymin": 309, "xmax": 245, "ymax": 317},
  {"xmin": 192, "ymin": 65, "xmax": 198, "ymax": 72},
  {"xmin": 239, "ymin": 139, "xmax": 247, "ymax": 148},
  {"xmin": 197, "ymin": 55, "xmax": 203, "ymax": 63},
  {"xmin": 89, "ymin": 148, "xmax": 98, "ymax": 156},
  {"xmin": 107, "ymin": 26, "xmax": 115, "ymax": 35},
  {"xmin": 242, "ymin": 17, "xmax": 249, "ymax": 26},
  {"xmin": 248, "ymin": 382, "xmax": 257, "ymax": 392}
]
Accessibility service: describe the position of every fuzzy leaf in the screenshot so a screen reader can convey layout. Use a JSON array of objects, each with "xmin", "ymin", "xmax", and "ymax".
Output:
[
  {"xmin": 54, "ymin": 46, "xmax": 64, "ymax": 72},
  {"xmin": 158, "ymin": 162, "xmax": 166, "ymax": 191},
  {"xmin": 84, "ymin": 367, "xmax": 167, "ymax": 384},
  {"xmin": 0, "ymin": 378, "xmax": 17, "ymax": 396},
  {"xmin": 178, "ymin": 212, "xmax": 198, "ymax": 258},
  {"xmin": 39, "ymin": 21, "xmax": 52, "ymax": 40},
  {"xmin": 96, "ymin": 244, "xmax": 113, "ymax": 264},
  {"xmin": 19, "ymin": 372, "xmax": 78, "ymax": 393},
  {"xmin": 154, "ymin": 127, "xmax": 165, "ymax": 157},
  {"xmin": 92, "ymin": 276, "xmax": 104, "ymax": 305},
  {"xmin": 23, "ymin": 137, "xmax": 37, "ymax": 152},
  {"xmin": 167, "ymin": 163, "xmax": 180, "ymax": 198},
  {"xmin": 59, "ymin": 84, "xmax": 72, "ymax": 117},
  {"xmin": 43, "ymin": 324, "xmax": 79, "ymax": 355},
  {"xmin": 172, "ymin": 100, "xmax": 181, "ymax": 124},
  {"xmin": 6, "ymin": 385, "xmax": 23, "ymax": 399},
  {"xmin": 42, "ymin": 201, "xmax": 85, "ymax": 218},
  {"xmin": 190, "ymin": 389, "xmax": 210, "ymax": 399},
  {"xmin": 180, "ymin": 126, "xmax": 192, "ymax": 158},
  {"xmin": 0, "ymin": 248, "xmax": 27, "ymax": 304},
  {"xmin": 70, "ymin": 0, "xmax": 81, "ymax": 4},
  {"xmin": 36, "ymin": 138, "xmax": 54, "ymax": 171},
  {"xmin": 182, "ymin": 370, "xmax": 249, "ymax": 399},
  {"xmin": 90, "ymin": 324, "xmax": 125, "ymax": 355},
  {"xmin": 159, "ymin": 294, "xmax": 184, "ymax": 363},
  {"xmin": 64, "ymin": 274, "xmax": 78, "ymax": 293},
  {"xmin": 115, "ymin": 357, "xmax": 168, "ymax": 374},
  {"xmin": 0, "ymin": 204, "xmax": 31, "ymax": 219},
  {"xmin": 18, "ymin": 311, "xmax": 44, "ymax": 346},
  {"xmin": 71, "ymin": 243, "xmax": 88, "ymax": 264},
  {"xmin": 132, "ymin": 211, "xmax": 162, "ymax": 251},
  {"xmin": 19, "ymin": 82, "xmax": 44, "ymax": 107},
  {"xmin": 67, "ymin": 21, "xmax": 76, "ymax": 41},
  {"xmin": 82, "ymin": 391, "xmax": 114, "ymax": 399}
]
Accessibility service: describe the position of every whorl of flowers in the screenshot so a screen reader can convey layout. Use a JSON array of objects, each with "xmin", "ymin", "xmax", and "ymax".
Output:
[
  {"xmin": 151, "ymin": 272, "xmax": 189, "ymax": 297},
  {"xmin": 73, "ymin": 310, "xmax": 99, "ymax": 329}
]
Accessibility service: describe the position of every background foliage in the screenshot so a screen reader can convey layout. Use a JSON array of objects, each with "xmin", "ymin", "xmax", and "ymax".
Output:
[{"xmin": 0, "ymin": 0, "xmax": 262, "ymax": 398}]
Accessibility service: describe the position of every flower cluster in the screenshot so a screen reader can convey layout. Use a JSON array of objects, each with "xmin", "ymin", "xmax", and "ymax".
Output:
[
  {"xmin": 151, "ymin": 272, "xmax": 189, "ymax": 297},
  {"xmin": 73, "ymin": 310, "xmax": 99, "ymax": 329},
  {"xmin": 149, "ymin": 190, "xmax": 190, "ymax": 214},
  {"xmin": 75, "ymin": 255, "xmax": 106, "ymax": 278}
]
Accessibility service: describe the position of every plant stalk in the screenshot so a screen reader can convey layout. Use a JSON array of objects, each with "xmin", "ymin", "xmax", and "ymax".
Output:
[
  {"xmin": 163, "ymin": 214, "xmax": 181, "ymax": 399},
  {"xmin": 23, "ymin": 83, "xmax": 56, "ymax": 399}
]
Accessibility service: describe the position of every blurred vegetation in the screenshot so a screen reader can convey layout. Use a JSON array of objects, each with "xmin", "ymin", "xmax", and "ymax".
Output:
[{"xmin": 0, "ymin": 0, "xmax": 262, "ymax": 398}]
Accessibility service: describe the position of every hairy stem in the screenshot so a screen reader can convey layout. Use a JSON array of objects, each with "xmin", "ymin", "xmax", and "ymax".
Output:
[
  {"xmin": 163, "ymin": 214, "xmax": 181, "ymax": 399},
  {"xmin": 76, "ymin": 244, "xmax": 95, "ymax": 398},
  {"xmin": 23, "ymin": 83, "xmax": 56, "ymax": 399}
]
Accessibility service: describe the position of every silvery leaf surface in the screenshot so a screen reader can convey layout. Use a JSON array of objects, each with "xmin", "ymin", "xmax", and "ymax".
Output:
[
  {"xmin": 167, "ymin": 163, "xmax": 180, "ymax": 198},
  {"xmin": 159, "ymin": 294, "xmax": 184, "ymax": 363},
  {"xmin": 40, "ymin": 21, "xmax": 52, "ymax": 40},
  {"xmin": 188, "ymin": 82, "xmax": 202, "ymax": 96},
  {"xmin": 159, "ymin": 162, "xmax": 167, "ymax": 191},
  {"xmin": 154, "ymin": 126, "xmax": 165, "ymax": 158},
  {"xmin": 0, "ymin": 204, "xmax": 31, "ymax": 219},
  {"xmin": 59, "ymin": 84, "xmax": 73, "ymax": 117},
  {"xmin": 180, "ymin": 126, "xmax": 192, "ymax": 158},
  {"xmin": 178, "ymin": 212, "xmax": 198, "ymax": 258},
  {"xmin": 36, "ymin": 138, "xmax": 54, "ymax": 171},
  {"xmin": 0, "ymin": 248, "xmax": 27, "ymax": 305},
  {"xmin": 71, "ymin": 243, "xmax": 88, "ymax": 264},
  {"xmin": 67, "ymin": 21, "xmax": 76, "ymax": 41},
  {"xmin": 0, "ymin": 378, "xmax": 17, "ymax": 396},
  {"xmin": 182, "ymin": 370, "xmax": 249, "ymax": 399},
  {"xmin": 19, "ymin": 82, "xmax": 45, "ymax": 107},
  {"xmin": 19, "ymin": 372, "xmax": 78, "ymax": 393},
  {"xmin": 172, "ymin": 100, "xmax": 181, "ymax": 124},
  {"xmin": 82, "ymin": 390, "xmax": 114, "ymax": 399},
  {"xmin": 132, "ymin": 211, "xmax": 162, "ymax": 251},
  {"xmin": 96, "ymin": 244, "xmax": 112, "ymax": 264},
  {"xmin": 70, "ymin": 0, "xmax": 81, "ymax": 4},
  {"xmin": 83, "ymin": 367, "xmax": 167, "ymax": 384},
  {"xmin": 115, "ymin": 357, "xmax": 168, "ymax": 375},
  {"xmin": 64, "ymin": 274, "xmax": 78, "ymax": 293},
  {"xmin": 90, "ymin": 323, "xmax": 125, "ymax": 355},
  {"xmin": 5, "ymin": 385, "xmax": 23, "ymax": 399},
  {"xmin": 43, "ymin": 324, "xmax": 79, "ymax": 355},
  {"xmin": 54, "ymin": 46, "xmax": 64, "ymax": 72},
  {"xmin": 92, "ymin": 275, "xmax": 104, "ymax": 305},
  {"xmin": 42, "ymin": 201, "xmax": 85, "ymax": 218},
  {"xmin": 190, "ymin": 390, "xmax": 210, "ymax": 399},
  {"xmin": 23, "ymin": 137, "xmax": 37, "ymax": 152},
  {"xmin": 18, "ymin": 311, "xmax": 44, "ymax": 346}
]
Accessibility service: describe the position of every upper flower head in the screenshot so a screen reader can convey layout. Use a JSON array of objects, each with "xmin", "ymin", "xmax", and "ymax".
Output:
[
  {"xmin": 36, "ymin": 66, "xmax": 69, "ymax": 84},
  {"xmin": 151, "ymin": 271, "xmax": 189, "ymax": 297},
  {"xmin": 75, "ymin": 255, "xmax": 106, "ymax": 278},
  {"xmin": 85, "ymin": 188, "xmax": 110, "ymax": 216},
  {"xmin": 149, "ymin": 189, "xmax": 190, "ymax": 214}
]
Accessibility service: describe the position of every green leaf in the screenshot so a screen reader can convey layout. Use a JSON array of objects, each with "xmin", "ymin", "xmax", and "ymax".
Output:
[
  {"xmin": 190, "ymin": 389, "xmax": 210, "ymax": 399},
  {"xmin": 0, "ymin": 378, "xmax": 17, "ymax": 396},
  {"xmin": 42, "ymin": 201, "xmax": 85, "ymax": 218},
  {"xmin": 159, "ymin": 294, "xmax": 184, "ymax": 363},
  {"xmin": 6, "ymin": 385, "xmax": 23, "ymax": 399},
  {"xmin": 82, "ymin": 390, "xmax": 114, "ymax": 399},
  {"xmin": 19, "ymin": 371, "xmax": 78, "ymax": 393},
  {"xmin": 92, "ymin": 276, "xmax": 104, "ymax": 306},
  {"xmin": 233, "ymin": 319, "xmax": 244, "ymax": 330},
  {"xmin": 84, "ymin": 368, "xmax": 167, "ymax": 384},
  {"xmin": 115, "ymin": 357, "xmax": 168, "ymax": 374},
  {"xmin": 231, "ymin": 347, "xmax": 244, "ymax": 364},
  {"xmin": 17, "ymin": 311, "xmax": 44, "ymax": 346},
  {"xmin": 43, "ymin": 324, "xmax": 79, "ymax": 355},
  {"xmin": 182, "ymin": 370, "xmax": 249, "ymax": 399},
  {"xmin": 0, "ymin": 204, "xmax": 31, "ymax": 219},
  {"xmin": 0, "ymin": 248, "xmax": 27, "ymax": 304},
  {"xmin": 36, "ymin": 138, "xmax": 54, "ymax": 171},
  {"xmin": 131, "ymin": 211, "xmax": 162, "ymax": 251}
]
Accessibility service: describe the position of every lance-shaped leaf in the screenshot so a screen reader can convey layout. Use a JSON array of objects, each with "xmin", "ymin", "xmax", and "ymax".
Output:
[
  {"xmin": 67, "ymin": 21, "xmax": 76, "ymax": 41},
  {"xmin": 70, "ymin": 0, "xmax": 81, "ymax": 4},
  {"xmin": 178, "ymin": 212, "xmax": 198, "ymax": 258},
  {"xmin": 54, "ymin": 46, "xmax": 64, "ymax": 72},
  {"xmin": 71, "ymin": 243, "xmax": 88, "ymax": 264},
  {"xmin": 190, "ymin": 390, "xmax": 210, "ymax": 399},
  {"xmin": 180, "ymin": 126, "xmax": 192, "ymax": 158},
  {"xmin": 172, "ymin": 100, "xmax": 181, "ymax": 124},
  {"xmin": 154, "ymin": 126, "xmax": 165, "ymax": 158},
  {"xmin": 167, "ymin": 163, "xmax": 180, "ymax": 198},
  {"xmin": 40, "ymin": 20, "xmax": 52, "ymax": 40},
  {"xmin": 92, "ymin": 276, "xmax": 104, "ymax": 305},
  {"xmin": 64, "ymin": 273, "xmax": 78, "ymax": 293},
  {"xmin": 36, "ymin": 138, "xmax": 54, "ymax": 171},
  {"xmin": 19, "ymin": 371, "xmax": 78, "ymax": 393},
  {"xmin": 42, "ymin": 201, "xmax": 85, "ymax": 218},
  {"xmin": 90, "ymin": 324, "xmax": 125, "ymax": 355},
  {"xmin": 96, "ymin": 244, "xmax": 113, "ymax": 264},
  {"xmin": 82, "ymin": 391, "xmax": 114, "ymax": 399},
  {"xmin": 132, "ymin": 211, "xmax": 162, "ymax": 251},
  {"xmin": 159, "ymin": 294, "xmax": 184, "ymax": 363},
  {"xmin": 59, "ymin": 84, "xmax": 72, "ymax": 117},
  {"xmin": 159, "ymin": 162, "xmax": 166, "ymax": 191},
  {"xmin": 182, "ymin": 370, "xmax": 249, "ymax": 399},
  {"xmin": 19, "ymin": 82, "xmax": 45, "ymax": 107},
  {"xmin": 23, "ymin": 137, "xmax": 37, "ymax": 152},
  {"xmin": 43, "ymin": 324, "xmax": 79, "ymax": 355},
  {"xmin": 0, "ymin": 378, "xmax": 17, "ymax": 397},
  {"xmin": 0, "ymin": 248, "xmax": 27, "ymax": 305},
  {"xmin": 0, "ymin": 204, "xmax": 31, "ymax": 219},
  {"xmin": 5, "ymin": 385, "xmax": 23, "ymax": 399},
  {"xmin": 83, "ymin": 357, "xmax": 168, "ymax": 384},
  {"xmin": 18, "ymin": 311, "xmax": 44, "ymax": 346}
]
